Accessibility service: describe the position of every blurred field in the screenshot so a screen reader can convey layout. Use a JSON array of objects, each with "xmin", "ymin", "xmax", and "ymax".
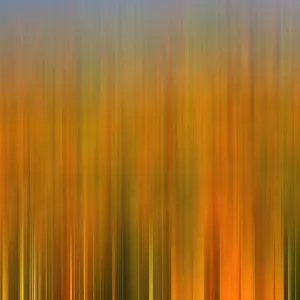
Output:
[{"xmin": 0, "ymin": 3, "xmax": 299, "ymax": 299}]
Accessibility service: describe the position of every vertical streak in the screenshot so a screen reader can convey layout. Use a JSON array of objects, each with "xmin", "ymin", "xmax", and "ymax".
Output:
[
  {"xmin": 288, "ymin": 232, "xmax": 291, "ymax": 300},
  {"xmin": 2, "ymin": 233, "xmax": 8, "ymax": 300},
  {"xmin": 83, "ymin": 218, "xmax": 87, "ymax": 300},
  {"xmin": 19, "ymin": 207, "xmax": 24, "ymax": 300},
  {"xmin": 70, "ymin": 239, "xmax": 73, "ymax": 300},
  {"xmin": 295, "ymin": 212, "xmax": 297, "ymax": 300},
  {"xmin": 149, "ymin": 220, "xmax": 153, "ymax": 300},
  {"xmin": 32, "ymin": 236, "xmax": 36, "ymax": 300},
  {"xmin": 45, "ymin": 231, "xmax": 48, "ymax": 300}
]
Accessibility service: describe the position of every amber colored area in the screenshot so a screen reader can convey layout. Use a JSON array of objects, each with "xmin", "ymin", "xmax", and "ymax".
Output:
[{"xmin": 0, "ymin": 6, "xmax": 299, "ymax": 300}]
